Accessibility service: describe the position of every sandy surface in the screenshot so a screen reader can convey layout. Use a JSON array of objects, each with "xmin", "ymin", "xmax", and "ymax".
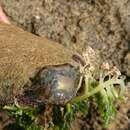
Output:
[
  {"xmin": 0, "ymin": 0, "xmax": 130, "ymax": 77},
  {"xmin": 0, "ymin": 0, "xmax": 130, "ymax": 130}
]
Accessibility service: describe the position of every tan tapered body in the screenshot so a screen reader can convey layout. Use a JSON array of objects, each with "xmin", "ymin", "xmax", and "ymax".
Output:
[{"xmin": 0, "ymin": 22, "xmax": 74, "ymax": 103}]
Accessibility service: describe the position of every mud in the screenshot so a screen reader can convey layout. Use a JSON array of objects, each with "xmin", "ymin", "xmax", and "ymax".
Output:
[
  {"xmin": 0, "ymin": 0, "xmax": 130, "ymax": 130},
  {"xmin": 0, "ymin": 0, "xmax": 130, "ymax": 76}
]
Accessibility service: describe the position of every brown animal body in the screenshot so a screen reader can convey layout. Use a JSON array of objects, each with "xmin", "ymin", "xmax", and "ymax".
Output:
[{"xmin": 0, "ymin": 22, "xmax": 77, "ymax": 104}]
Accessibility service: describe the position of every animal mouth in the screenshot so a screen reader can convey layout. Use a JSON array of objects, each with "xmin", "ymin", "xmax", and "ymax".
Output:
[
  {"xmin": 16, "ymin": 53, "xmax": 85, "ymax": 106},
  {"xmin": 19, "ymin": 63, "xmax": 80, "ymax": 106}
]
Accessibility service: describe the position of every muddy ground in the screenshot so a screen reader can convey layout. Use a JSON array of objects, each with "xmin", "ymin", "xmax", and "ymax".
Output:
[{"xmin": 0, "ymin": 0, "xmax": 130, "ymax": 130}]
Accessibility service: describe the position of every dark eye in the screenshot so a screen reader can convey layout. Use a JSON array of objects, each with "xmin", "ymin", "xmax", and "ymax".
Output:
[{"xmin": 37, "ymin": 64, "xmax": 80, "ymax": 105}]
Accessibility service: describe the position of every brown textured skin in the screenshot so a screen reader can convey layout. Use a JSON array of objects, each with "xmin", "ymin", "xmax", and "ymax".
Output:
[{"xmin": 0, "ymin": 22, "xmax": 74, "ymax": 103}]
